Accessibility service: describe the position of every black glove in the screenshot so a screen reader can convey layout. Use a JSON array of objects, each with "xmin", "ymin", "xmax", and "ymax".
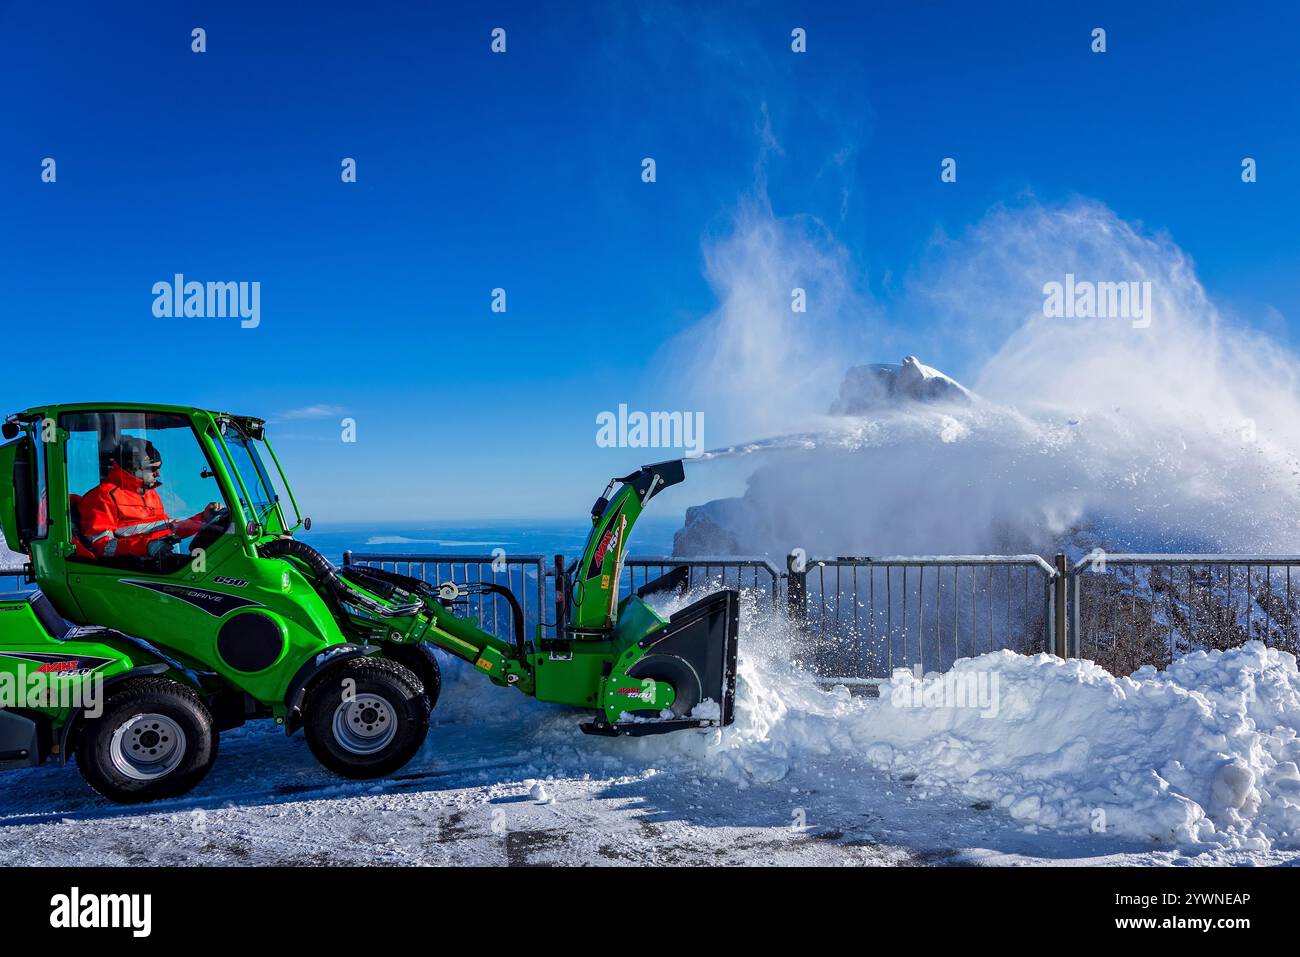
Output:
[{"xmin": 146, "ymin": 537, "xmax": 176, "ymax": 559}]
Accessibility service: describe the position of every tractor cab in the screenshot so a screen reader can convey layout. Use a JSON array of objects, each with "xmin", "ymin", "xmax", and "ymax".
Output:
[
  {"xmin": 2, "ymin": 406, "xmax": 300, "ymax": 578},
  {"xmin": 0, "ymin": 404, "xmax": 313, "ymax": 659}
]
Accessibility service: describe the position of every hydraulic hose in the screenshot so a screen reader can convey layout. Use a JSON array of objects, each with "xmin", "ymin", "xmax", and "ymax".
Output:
[
  {"xmin": 343, "ymin": 564, "xmax": 527, "ymax": 663},
  {"xmin": 259, "ymin": 537, "xmax": 336, "ymax": 581},
  {"xmin": 465, "ymin": 581, "xmax": 526, "ymax": 662},
  {"xmin": 257, "ymin": 538, "xmax": 421, "ymax": 619}
]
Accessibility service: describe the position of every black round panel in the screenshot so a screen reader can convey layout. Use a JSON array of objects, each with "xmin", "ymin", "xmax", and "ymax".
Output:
[{"xmin": 216, "ymin": 613, "xmax": 285, "ymax": 673}]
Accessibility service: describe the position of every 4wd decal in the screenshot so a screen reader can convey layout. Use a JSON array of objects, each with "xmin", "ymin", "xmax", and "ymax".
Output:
[
  {"xmin": 0, "ymin": 651, "xmax": 114, "ymax": 677},
  {"xmin": 586, "ymin": 507, "xmax": 626, "ymax": 580},
  {"xmin": 118, "ymin": 579, "xmax": 261, "ymax": 618}
]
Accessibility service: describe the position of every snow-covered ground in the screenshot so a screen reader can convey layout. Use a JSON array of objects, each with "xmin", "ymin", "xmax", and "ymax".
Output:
[
  {"xmin": 2, "ymin": 590, "xmax": 1298, "ymax": 866},
  {"xmin": 0, "ymin": 545, "xmax": 24, "ymax": 573}
]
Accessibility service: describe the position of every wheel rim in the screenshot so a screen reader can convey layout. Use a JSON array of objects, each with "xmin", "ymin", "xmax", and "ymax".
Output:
[
  {"xmin": 331, "ymin": 693, "xmax": 398, "ymax": 755},
  {"xmin": 109, "ymin": 713, "xmax": 187, "ymax": 782}
]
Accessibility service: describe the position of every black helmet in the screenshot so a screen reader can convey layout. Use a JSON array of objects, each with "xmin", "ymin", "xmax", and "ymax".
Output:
[{"xmin": 114, "ymin": 436, "xmax": 162, "ymax": 473}]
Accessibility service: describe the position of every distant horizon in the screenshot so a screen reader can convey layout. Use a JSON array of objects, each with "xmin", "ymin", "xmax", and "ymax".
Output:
[{"xmin": 302, "ymin": 515, "xmax": 687, "ymax": 528}]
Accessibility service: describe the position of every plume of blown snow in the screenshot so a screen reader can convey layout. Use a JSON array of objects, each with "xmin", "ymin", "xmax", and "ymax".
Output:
[
  {"xmin": 659, "ymin": 198, "xmax": 872, "ymax": 440},
  {"xmin": 671, "ymin": 200, "xmax": 1300, "ymax": 556}
]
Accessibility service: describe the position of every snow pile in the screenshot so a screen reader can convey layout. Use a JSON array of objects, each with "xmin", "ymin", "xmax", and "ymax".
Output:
[
  {"xmin": 697, "ymin": 610, "xmax": 1300, "ymax": 851},
  {"xmin": 431, "ymin": 583, "xmax": 1300, "ymax": 852},
  {"xmin": 527, "ymin": 780, "xmax": 553, "ymax": 804},
  {"xmin": 864, "ymin": 647, "xmax": 1300, "ymax": 849},
  {"xmin": 482, "ymin": 588, "xmax": 1299, "ymax": 853}
]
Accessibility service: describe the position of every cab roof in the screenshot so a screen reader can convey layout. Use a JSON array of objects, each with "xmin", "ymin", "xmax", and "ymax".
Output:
[{"xmin": 12, "ymin": 402, "xmax": 265, "ymax": 430}]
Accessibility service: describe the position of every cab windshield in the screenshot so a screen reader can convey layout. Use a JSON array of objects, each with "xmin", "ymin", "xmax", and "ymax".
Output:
[{"xmin": 215, "ymin": 419, "xmax": 285, "ymax": 531}]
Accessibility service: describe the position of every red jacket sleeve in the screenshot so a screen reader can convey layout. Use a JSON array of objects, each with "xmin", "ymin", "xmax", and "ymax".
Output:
[{"xmin": 171, "ymin": 511, "xmax": 209, "ymax": 537}]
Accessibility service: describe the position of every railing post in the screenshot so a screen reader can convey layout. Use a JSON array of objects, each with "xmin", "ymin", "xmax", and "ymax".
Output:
[
  {"xmin": 553, "ymin": 554, "xmax": 566, "ymax": 640},
  {"xmin": 786, "ymin": 549, "xmax": 807, "ymax": 625},
  {"xmin": 1053, "ymin": 553, "xmax": 1068, "ymax": 657},
  {"xmin": 1071, "ymin": 563, "xmax": 1081, "ymax": 659},
  {"xmin": 535, "ymin": 558, "xmax": 545, "ymax": 642}
]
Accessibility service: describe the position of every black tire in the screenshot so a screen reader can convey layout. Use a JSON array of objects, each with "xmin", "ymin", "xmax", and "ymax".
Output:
[
  {"xmin": 302, "ymin": 657, "xmax": 430, "ymax": 779},
  {"xmin": 382, "ymin": 643, "xmax": 442, "ymax": 710},
  {"xmin": 76, "ymin": 677, "xmax": 218, "ymax": 804}
]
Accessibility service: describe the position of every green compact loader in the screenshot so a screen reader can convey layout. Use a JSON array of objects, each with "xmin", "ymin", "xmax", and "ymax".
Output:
[{"xmin": 0, "ymin": 403, "xmax": 738, "ymax": 802}]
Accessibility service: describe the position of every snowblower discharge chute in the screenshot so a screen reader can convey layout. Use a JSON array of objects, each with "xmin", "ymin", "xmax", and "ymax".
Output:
[{"xmin": 0, "ymin": 402, "xmax": 741, "ymax": 803}]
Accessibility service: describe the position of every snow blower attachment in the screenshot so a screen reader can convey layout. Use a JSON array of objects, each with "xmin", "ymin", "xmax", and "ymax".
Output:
[
  {"xmin": 340, "ymin": 459, "xmax": 741, "ymax": 736},
  {"xmin": 0, "ymin": 402, "xmax": 740, "ymax": 803},
  {"xmin": 563, "ymin": 459, "xmax": 740, "ymax": 735}
]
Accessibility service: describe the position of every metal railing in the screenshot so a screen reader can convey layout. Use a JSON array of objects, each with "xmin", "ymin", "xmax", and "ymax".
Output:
[
  {"xmin": 620, "ymin": 557, "xmax": 782, "ymax": 607},
  {"xmin": 342, "ymin": 553, "xmax": 782, "ymax": 644},
  {"xmin": 13, "ymin": 546, "xmax": 1294, "ymax": 680},
  {"xmin": 1, "ymin": 566, "xmax": 31, "ymax": 593},
  {"xmin": 336, "ymin": 550, "xmax": 1294, "ymax": 679},
  {"xmin": 343, "ymin": 551, "xmax": 553, "ymax": 639},
  {"xmin": 1070, "ymin": 554, "xmax": 1300, "ymax": 676},
  {"xmin": 791, "ymin": 555, "xmax": 1057, "ymax": 683}
]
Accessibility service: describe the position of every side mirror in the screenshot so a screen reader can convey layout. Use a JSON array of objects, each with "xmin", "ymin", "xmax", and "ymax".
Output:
[
  {"xmin": 303, "ymin": 517, "xmax": 312, "ymax": 531},
  {"xmin": 1, "ymin": 422, "xmax": 18, "ymax": 440}
]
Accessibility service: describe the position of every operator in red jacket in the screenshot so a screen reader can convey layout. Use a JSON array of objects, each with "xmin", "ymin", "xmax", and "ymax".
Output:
[{"xmin": 79, "ymin": 436, "xmax": 224, "ymax": 560}]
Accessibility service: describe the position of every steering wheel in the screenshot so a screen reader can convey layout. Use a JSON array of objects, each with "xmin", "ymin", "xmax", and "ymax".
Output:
[{"xmin": 187, "ymin": 507, "xmax": 232, "ymax": 554}]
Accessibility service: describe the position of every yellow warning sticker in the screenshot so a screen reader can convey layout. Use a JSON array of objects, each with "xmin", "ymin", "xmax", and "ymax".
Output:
[{"xmin": 475, "ymin": 658, "xmax": 493, "ymax": 671}]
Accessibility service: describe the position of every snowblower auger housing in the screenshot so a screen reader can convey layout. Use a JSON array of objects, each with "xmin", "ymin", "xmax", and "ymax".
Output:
[{"xmin": 0, "ymin": 402, "xmax": 740, "ymax": 802}]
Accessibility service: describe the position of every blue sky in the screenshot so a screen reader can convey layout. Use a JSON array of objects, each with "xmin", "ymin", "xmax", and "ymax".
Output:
[{"xmin": 3, "ymin": 1, "xmax": 1297, "ymax": 521}]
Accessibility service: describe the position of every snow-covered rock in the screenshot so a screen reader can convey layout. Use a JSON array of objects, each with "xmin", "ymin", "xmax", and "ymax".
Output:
[
  {"xmin": 673, "ymin": 500, "xmax": 750, "ymax": 555},
  {"xmin": 829, "ymin": 356, "xmax": 972, "ymax": 414}
]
